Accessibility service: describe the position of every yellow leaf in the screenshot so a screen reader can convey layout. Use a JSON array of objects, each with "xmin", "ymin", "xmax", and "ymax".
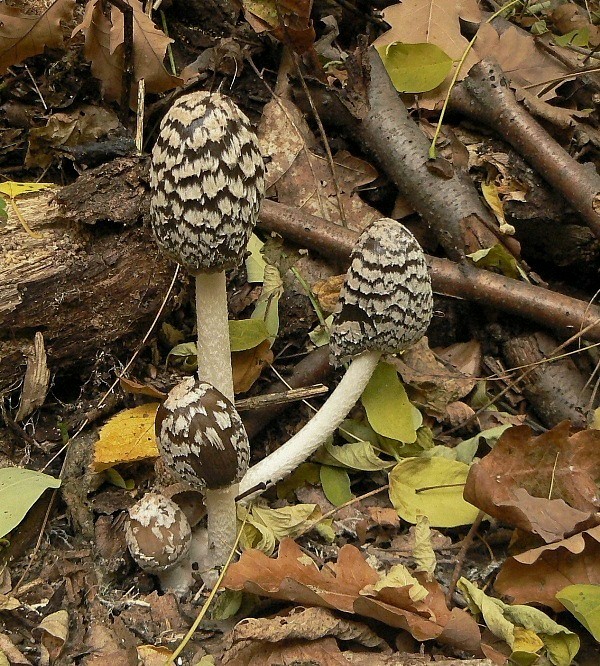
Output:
[
  {"xmin": 93, "ymin": 403, "xmax": 159, "ymax": 472},
  {"xmin": 0, "ymin": 181, "xmax": 54, "ymax": 198},
  {"xmin": 481, "ymin": 181, "xmax": 515, "ymax": 235}
]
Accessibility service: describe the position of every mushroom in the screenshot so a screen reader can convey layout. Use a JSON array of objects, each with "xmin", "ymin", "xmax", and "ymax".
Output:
[
  {"xmin": 155, "ymin": 377, "xmax": 249, "ymax": 570},
  {"xmin": 149, "ymin": 91, "xmax": 265, "ymax": 400},
  {"xmin": 238, "ymin": 218, "xmax": 433, "ymax": 498},
  {"xmin": 125, "ymin": 492, "xmax": 193, "ymax": 595}
]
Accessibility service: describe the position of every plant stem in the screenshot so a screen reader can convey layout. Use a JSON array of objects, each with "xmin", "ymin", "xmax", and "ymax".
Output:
[{"xmin": 238, "ymin": 350, "xmax": 381, "ymax": 500}]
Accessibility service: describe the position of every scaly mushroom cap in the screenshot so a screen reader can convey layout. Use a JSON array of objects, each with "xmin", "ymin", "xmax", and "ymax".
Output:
[
  {"xmin": 155, "ymin": 377, "xmax": 249, "ymax": 490},
  {"xmin": 149, "ymin": 91, "xmax": 265, "ymax": 273},
  {"xmin": 330, "ymin": 218, "xmax": 433, "ymax": 366},
  {"xmin": 125, "ymin": 493, "xmax": 192, "ymax": 573}
]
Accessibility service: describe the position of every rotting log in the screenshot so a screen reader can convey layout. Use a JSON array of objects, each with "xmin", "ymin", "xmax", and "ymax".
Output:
[{"xmin": 0, "ymin": 183, "xmax": 175, "ymax": 394}]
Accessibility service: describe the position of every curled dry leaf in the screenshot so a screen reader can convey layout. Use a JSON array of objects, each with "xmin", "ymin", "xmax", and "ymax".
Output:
[
  {"xmin": 0, "ymin": 0, "xmax": 75, "ymax": 74},
  {"xmin": 223, "ymin": 539, "xmax": 482, "ymax": 654},
  {"xmin": 464, "ymin": 422, "xmax": 600, "ymax": 543},
  {"xmin": 494, "ymin": 525, "xmax": 600, "ymax": 611}
]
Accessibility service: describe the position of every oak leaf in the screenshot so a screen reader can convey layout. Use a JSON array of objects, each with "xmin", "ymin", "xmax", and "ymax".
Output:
[
  {"xmin": 73, "ymin": 0, "xmax": 181, "ymax": 106},
  {"xmin": 223, "ymin": 538, "xmax": 481, "ymax": 652},
  {"xmin": 0, "ymin": 0, "xmax": 75, "ymax": 74}
]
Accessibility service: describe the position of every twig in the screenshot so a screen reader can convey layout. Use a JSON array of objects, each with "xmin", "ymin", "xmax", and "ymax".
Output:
[
  {"xmin": 447, "ymin": 510, "xmax": 484, "ymax": 605},
  {"xmin": 236, "ymin": 384, "xmax": 329, "ymax": 411}
]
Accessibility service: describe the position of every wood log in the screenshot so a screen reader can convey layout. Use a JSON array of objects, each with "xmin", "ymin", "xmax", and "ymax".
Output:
[{"xmin": 0, "ymin": 158, "xmax": 175, "ymax": 393}]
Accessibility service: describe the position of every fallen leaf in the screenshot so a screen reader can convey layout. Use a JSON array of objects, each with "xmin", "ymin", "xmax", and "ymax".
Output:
[
  {"xmin": 555, "ymin": 584, "xmax": 600, "ymax": 642},
  {"xmin": 362, "ymin": 362, "xmax": 417, "ymax": 443},
  {"xmin": 494, "ymin": 526, "xmax": 600, "ymax": 611},
  {"xmin": 389, "ymin": 457, "xmax": 479, "ymax": 527},
  {"xmin": 0, "ymin": 0, "xmax": 75, "ymax": 74},
  {"xmin": 320, "ymin": 465, "xmax": 353, "ymax": 506},
  {"xmin": 459, "ymin": 578, "xmax": 579, "ymax": 666},
  {"xmin": 34, "ymin": 609, "xmax": 69, "ymax": 664},
  {"xmin": 0, "ymin": 468, "xmax": 61, "ymax": 538},
  {"xmin": 26, "ymin": 106, "xmax": 120, "ymax": 168},
  {"xmin": 464, "ymin": 422, "xmax": 600, "ymax": 542},
  {"xmin": 232, "ymin": 339, "xmax": 273, "ymax": 393},
  {"xmin": 241, "ymin": 0, "xmax": 315, "ymax": 55},
  {"xmin": 223, "ymin": 539, "xmax": 482, "ymax": 653},
  {"xmin": 73, "ymin": 0, "xmax": 181, "ymax": 107},
  {"xmin": 375, "ymin": 42, "xmax": 454, "ymax": 93},
  {"xmin": 258, "ymin": 98, "xmax": 379, "ymax": 230},
  {"xmin": 229, "ymin": 319, "xmax": 270, "ymax": 352},
  {"xmin": 92, "ymin": 403, "xmax": 160, "ymax": 472},
  {"xmin": 373, "ymin": 0, "xmax": 482, "ymax": 108}
]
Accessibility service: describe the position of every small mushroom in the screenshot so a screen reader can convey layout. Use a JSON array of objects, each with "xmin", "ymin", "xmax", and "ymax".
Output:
[
  {"xmin": 156, "ymin": 377, "xmax": 249, "ymax": 569},
  {"xmin": 239, "ymin": 218, "xmax": 433, "ymax": 498},
  {"xmin": 125, "ymin": 492, "xmax": 192, "ymax": 593}
]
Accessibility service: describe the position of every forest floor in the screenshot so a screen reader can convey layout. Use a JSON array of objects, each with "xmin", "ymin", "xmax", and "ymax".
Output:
[{"xmin": 1, "ymin": 0, "xmax": 600, "ymax": 665}]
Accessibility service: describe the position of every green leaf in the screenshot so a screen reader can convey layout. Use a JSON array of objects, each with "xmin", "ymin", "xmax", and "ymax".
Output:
[
  {"xmin": 276, "ymin": 463, "xmax": 320, "ymax": 500},
  {"xmin": 556, "ymin": 584, "xmax": 600, "ymax": 641},
  {"xmin": 245, "ymin": 233, "xmax": 267, "ymax": 283},
  {"xmin": 211, "ymin": 589, "xmax": 243, "ymax": 620},
  {"xmin": 459, "ymin": 578, "xmax": 580, "ymax": 666},
  {"xmin": 166, "ymin": 342, "xmax": 197, "ymax": 369},
  {"xmin": 320, "ymin": 465, "xmax": 353, "ymax": 506},
  {"xmin": 229, "ymin": 319, "xmax": 270, "ymax": 352},
  {"xmin": 375, "ymin": 42, "xmax": 453, "ymax": 93},
  {"xmin": 0, "ymin": 197, "xmax": 7, "ymax": 225},
  {"xmin": 317, "ymin": 439, "xmax": 393, "ymax": 471},
  {"xmin": 308, "ymin": 314, "xmax": 333, "ymax": 347},
  {"xmin": 362, "ymin": 362, "xmax": 417, "ymax": 442},
  {"xmin": 0, "ymin": 468, "xmax": 61, "ymax": 538},
  {"xmin": 251, "ymin": 264, "xmax": 283, "ymax": 342},
  {"xmin": 467, "ymin": 244, "xmax": 527, "ymax": 280},
  {"xmin": 554, "ymin": 27, "xmax": 590, "ymax": 47},
  {"xmin": 389, "ymin": 457, "xmax": 479, "ymax": 527}
]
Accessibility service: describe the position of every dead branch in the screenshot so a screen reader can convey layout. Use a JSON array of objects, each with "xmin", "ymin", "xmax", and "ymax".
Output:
[{"xmin": 259, "ymin": 200, "xmax": 600, "ymax": 343}]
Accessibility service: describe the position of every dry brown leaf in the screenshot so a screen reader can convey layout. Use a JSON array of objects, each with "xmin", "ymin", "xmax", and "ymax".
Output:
[
  {"xmin": 241, "ymin": 0, "xmax": 315, "ymax": 55},
  {"xmin": 0, "ymin": 0, "xmax": 75, "ymax": 74},
  {"xmin": 26, "ymin": 106, "xmax": 120, "ymax": 168},
  {"xmin": 259, "ymin": 98, "xmax": 379, "ymax": 231},
  {"xmin": 494, "ymin": 526, "xmax": 600, "ymax": 610},
  {"xmin": 223, "ymin": 606, "xmax": 390, "ymax": 664},
  {"xmin": 391, "ymin": 338, "xmax": 477, "ymax": 419},
  {"xmin": 464, "ymin": 422, "xmax": 600, "ymax": 542},
  {"xmin": 0, "ymin": 632, "xmax": 31, "ymax": 664},
  {"xmin": 223, "ymin": 539, "xmax": 481, "ymax": 653},
  {"xmin": 73, "ymin": 0, "xmax": 181, "ymax": 106},
  {"xmin": 373, "ymin": 0, "xmax": 482, "ymax": 109},
  {"xmin": 474, "ymin": 24, "xmax": 572, "ymax": 101},
  {"xmin": 312, "ymin": 274, "xmax": 345, "ymax": 313},
  {"xmin": 232, "ymin": 339, "xmax": 273, "ymax": 394}
]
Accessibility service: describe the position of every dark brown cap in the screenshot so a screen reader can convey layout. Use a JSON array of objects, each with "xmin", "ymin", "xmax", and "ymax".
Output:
[
  {"xmin": 156, "ymin": 377, "xmax": 249, "ymax": 490},
  {"xmin": 330, "ymin": 218, "xmax": 433, "ymax": 366},
  {"xmin": 150, "ymin": 92, "xmax": 265, "ymax": 273}
]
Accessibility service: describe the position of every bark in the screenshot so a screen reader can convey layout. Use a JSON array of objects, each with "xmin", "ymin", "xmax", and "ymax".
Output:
[
  {"xmin": 259, "ymin": 200, "xmax": 600, "ymax": 343},
  {"xmin": 0, "ymin": 181, "xmax": 175, "ymax": 393},
  {"xmin": 502, "ymin": 331, "xmax": 596, "ymax": 428},
  {"xmin": 450, "ymin": 60, "xmax": 600, "ymax": 241}
]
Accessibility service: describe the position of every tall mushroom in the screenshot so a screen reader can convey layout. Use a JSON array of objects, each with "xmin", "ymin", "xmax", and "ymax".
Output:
[
  {"xmin": 149, "ymin": 92, "xmax": 264, "ymax": 564},
  {"xmin": 239, "ymin": 218, "xmax": 433, "ymax": 498},
  {"xmin": 156, "ymin": 377, "xmax": 249, "ymax": 570},
  {"xmin": 149, "ymin": 91, "xmax": 265, "ymax": 400}
]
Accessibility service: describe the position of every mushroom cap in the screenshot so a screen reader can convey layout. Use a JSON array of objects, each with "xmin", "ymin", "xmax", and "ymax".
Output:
[
  {"xmin": 125, "ymin": 493, "xmax": 192, "ymax": 573},
  {"xmin": 155, "ymin": 377, "xmax": 249, "ymax": 491},
  {"xmin": 149, "ymin": 91, "xmax": 265, "ymax": 273},
  {"xmin": 329, "ymin": 218, "xmax": 433, "ymax": 366}
]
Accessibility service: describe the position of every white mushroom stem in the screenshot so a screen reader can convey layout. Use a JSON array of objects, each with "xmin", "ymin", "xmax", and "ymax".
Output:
[
  {"xmin": 194, "ymin": 271, "xmax": 238, "ymax": 570},
  {"xmin": 195, "ymin": 271, "xmax": 234, "ymax": 400},
  {"xmin": 238, "ymin": 350, "xmax": 381, "ymax": 501}
]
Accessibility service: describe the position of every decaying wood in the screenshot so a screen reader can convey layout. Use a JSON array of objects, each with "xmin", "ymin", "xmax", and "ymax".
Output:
[{"xmin": 0, "ymin": 185, "xmax": 175, "ymax": 393}]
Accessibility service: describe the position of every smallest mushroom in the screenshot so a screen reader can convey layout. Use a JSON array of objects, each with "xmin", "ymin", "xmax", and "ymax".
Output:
[
  {"xmin": 155, "ymin": 377, "xmax": 249, "ymax": 571},
  {"xmin": 125, "ymin": 493, "xmax": 192, "ymax": 594}
]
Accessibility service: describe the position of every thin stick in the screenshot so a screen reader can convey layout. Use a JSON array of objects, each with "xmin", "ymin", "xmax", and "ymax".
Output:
[{"xmin": 447, "ymin": 510, "xmax": 485, "ymax": 605}]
